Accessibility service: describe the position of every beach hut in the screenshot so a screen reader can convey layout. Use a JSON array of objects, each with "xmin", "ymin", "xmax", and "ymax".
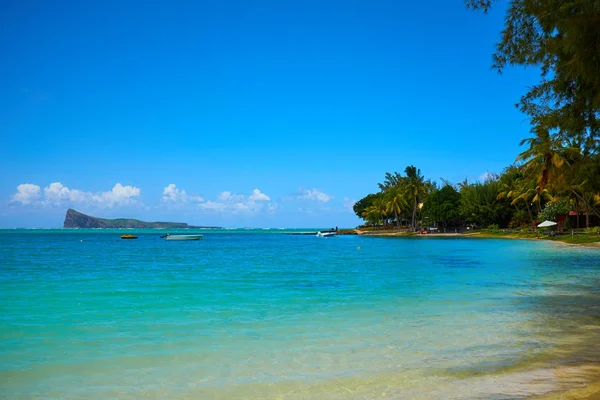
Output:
[{"xmin": 537, "ymin": 220, "xmax": 558, "ymax": 237}]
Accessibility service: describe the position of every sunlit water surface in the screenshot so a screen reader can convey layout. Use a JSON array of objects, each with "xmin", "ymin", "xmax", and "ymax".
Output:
[{"xmin": 1, "ymin": 229, "xmax": 599, "ymax": 399}]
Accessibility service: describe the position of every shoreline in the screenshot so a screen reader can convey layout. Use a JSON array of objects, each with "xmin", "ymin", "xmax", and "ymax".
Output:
[
  {"xmin": 355, "ymin": 227, "xmax": 600, "ymax": 399},
  {"xmin": 352, "ymin": 229, "xmax": 600, "ymax": 248},
  {"xmin": 535, "ymin": 381, "xmax": 600, "ymax": 400}
]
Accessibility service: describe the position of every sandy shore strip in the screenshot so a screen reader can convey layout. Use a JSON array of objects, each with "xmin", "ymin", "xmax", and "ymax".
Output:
[
  {"xmin": 353, "ymin": 229, "xmax": 600, "ymax": 248},
  {"xmin": 535, "ymin": 381, "xmax": 600, "ymax": 400}
]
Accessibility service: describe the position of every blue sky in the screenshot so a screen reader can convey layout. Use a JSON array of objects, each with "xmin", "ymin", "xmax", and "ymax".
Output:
[{"xmin": 0, "ymin": 0, "xmax": 539, "ymax": 228}]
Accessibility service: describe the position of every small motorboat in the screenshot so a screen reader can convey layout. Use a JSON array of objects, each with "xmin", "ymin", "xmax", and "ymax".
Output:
[
  {"xmin": 121, "ymin": 234, "xmax": 138, "ymax": 239},
  {"xmin": 163, "ymin": 233, "xmax": 203, "ymax": 241},
  {"xmin": 316, "ymin": 231, "xmax": 337, "ymax": 238}
]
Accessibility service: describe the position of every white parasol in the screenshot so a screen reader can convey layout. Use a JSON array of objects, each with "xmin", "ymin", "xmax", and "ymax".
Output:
[{"xmin": 537, "ymin": 220, "xmax": 558, "ymax": 228}]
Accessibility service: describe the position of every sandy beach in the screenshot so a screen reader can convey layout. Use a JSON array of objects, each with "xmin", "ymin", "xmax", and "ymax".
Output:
[
  {"xmin": 537, "ymin": 381, "xmax": 600, "ymax": 400},
  {"xmin": 354, "ymin": 228, "xmax": 600, "ymax": 398},
  {"xmin": 352, "ymin": 229, "xmax": 600, "ymax": 248}
]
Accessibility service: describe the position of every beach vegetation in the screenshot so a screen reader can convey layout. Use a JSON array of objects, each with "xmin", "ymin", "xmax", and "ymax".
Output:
[
  {"xmin": 422, "ymin": 184, "xmax": 461, "ymax": 228},
  {"xmin": 539, "ymin": 200, "xmax": 569, "ymax": 222},
  {"xmin": 404, "ymin": 166, "xmax": 429, "ymax": 229},
  {"xmin": 354, "ymin": 1, "xmax": 600, "ymax": 235},
  {"xmin": 353, "ymin": 193, "xmax": 380, "ymax": 220},
  {"xmin": 487, "ymin": 224, "xmax": 500, "ymax": 232},
  {"xmin": 385, "ymin": 186, "xmax": 408, "ymax": 229}
]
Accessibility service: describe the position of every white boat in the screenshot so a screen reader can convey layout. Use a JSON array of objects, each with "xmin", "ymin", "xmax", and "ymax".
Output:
[
  {"xmin": 164, "ymin": 234, "xmax": 203, "ymax": 241},
  {"xmin": 316, "ymin": 231, "xmax": 337, "ymax": 238}
]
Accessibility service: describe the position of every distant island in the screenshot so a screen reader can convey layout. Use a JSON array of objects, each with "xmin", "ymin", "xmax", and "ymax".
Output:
[{"xmin": 63, "ymin": 209, "xmax": 221, "ymax": 229}]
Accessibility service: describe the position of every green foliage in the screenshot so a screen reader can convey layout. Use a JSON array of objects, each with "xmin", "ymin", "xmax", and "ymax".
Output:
[
  {"xmin": 487, "ymin": 224, "xmax": 500, "ymax": 232},
  {"xmin": 355, "ymin": 166, "xmax": 433, "ymax": 229},
  {"xmin": 459, "ymin": 178, "xmax": 513, "ymax": 227},
  {"xmin": 378, "ymin": 172, "xmax": 403, "ymax": 192},
  {"xmin": 404, "ymin": 165, "xmax": 429, "ymax": 228},
  {"xmin": 353, "ymin": 193, "xmax": 379, "ymax": 220},
  {"xmin": 354, "ymin": 3, "xmax": 600, "ymax": 230},
  {"xmin": 423, "ymin": 185, "xmax": 461, "ymax": 227},
  {"xmin": 384, "ymin": 186, "xmax": 409, "ymax": 228},
  {"xmin": 464, "ymin": 0, "xmax": 492, "ymax": 12},
  {"xmin": 363, "ymin": 195, "xmax": 387, "ymax": 226},
  {"xmin": 466, "ymin": 0, "xmax": 600, "ymax": 228},
  {"xmin": 539, "ymin": 200, "xmax": 569, "ymax": 222},
  {"xmin": 508, "ymin": 210, "xmax": 531, "ymax": 228},
  {"xmin": 470, "ymin": 0, "xmax": 600, "ymax": 151}
]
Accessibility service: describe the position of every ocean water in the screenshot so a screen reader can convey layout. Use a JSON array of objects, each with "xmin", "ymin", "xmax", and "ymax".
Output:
[{"xmin": 1, "ymin": 229, "xmax": 599, "ymax": 399}]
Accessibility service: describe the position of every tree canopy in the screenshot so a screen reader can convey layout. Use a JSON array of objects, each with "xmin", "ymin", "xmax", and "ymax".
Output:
[
  {"xmin": 467, "ymin": 0, "xmax": 600, "ymax": 152},
  {"xmin": 422, "ymin": 185, "xmax": 461, "ymax": 227},
  {"xmin": 353, "ymin": 2, "xmax": 600, "ymax": 230}
]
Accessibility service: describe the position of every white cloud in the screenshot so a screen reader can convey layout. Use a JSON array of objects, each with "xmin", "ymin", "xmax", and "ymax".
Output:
[
  {"xmin": 11, "ymin": 184, "xmax": 41, "ymax": 205},
  {"xmin": 162, "ymin": 184, "xmax": 186, "ymax": 202},
  {"xmin": 44, "ymin": 182, "xmax": 88, "ymax": 205},
  {"xmin": 343, "ymin": 197, "xmax": 356, "ymax": 212},
  {"xmin": 218, "ymin": 191, "xmax": 232, "ymax": 201},
  {"xmin": 479, "ymin": 172, "xmax": 491, "ymax": 182},
  {"xmin": 298, "ymin": 188, "xmax": 332, "ymax": 203},
  {"xmin": 199, "ymin": 189, "xmax": 272, "ymax": 214},
  {"xmin": 198, "ymin": 200, "xmax": 227, "ymax": 212},
  {"xmin": 161, "ymin": 184, "xmax": 204, "ymax": 204},
  {"xmin": 235, "ymin": 202, "xmax": 249, "ymax": 211},
  {"xmin": 93, "ymin": 183, "xmax": 141, "ymax": 207},
  {"xmin": 217, "ymin": 191, "xmax": 245, "ymax": 202},
  {"xmin": 11, "ymin": 182, "xmax": 141, "ymax": 208},
  {"xmin": 248, "ymin": 189, "xmax": 270, "ymax": 201}
]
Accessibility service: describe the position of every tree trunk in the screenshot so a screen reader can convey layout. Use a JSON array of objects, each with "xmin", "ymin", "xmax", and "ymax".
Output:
[
  {"xmin": 585, "ymin": 195, "xmax": 590, "ymax": 228},
  {"xmin": 571, "ymin": 190, "xmax": 600, "ymax": 219},
  {"xmin": 525, "ymin": 201, "xmax": 533, "ymax": 223},
  {"xmin": 575, "ymin": 198, "xmax": 580, "ymax": 229},
  {"xmin": 586, "ymin": 210, "xmax": 590, "ymax": 228},
  {"xmin": 394, "ymin": 210, "xmax": 400, "ymax": 229},
  {"xmin": 412, "ymin": 198, "xmax": 416, "ymax": 228}
]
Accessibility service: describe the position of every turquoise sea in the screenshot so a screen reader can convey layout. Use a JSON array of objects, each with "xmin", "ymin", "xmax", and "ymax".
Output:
[{"xmin": 1, "ymin": 229, "xmax": 599, "ymax": 399}]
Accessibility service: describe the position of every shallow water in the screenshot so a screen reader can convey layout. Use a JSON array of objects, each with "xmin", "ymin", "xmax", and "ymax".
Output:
[{"xmin": 1, "ymin": 230, "xmax": 599, "ymax": 399}]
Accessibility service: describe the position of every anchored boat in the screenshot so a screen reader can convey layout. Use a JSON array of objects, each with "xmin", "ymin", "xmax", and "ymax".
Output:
[
  {"xmin": 163, "ymin": 233, "xmax": 203, "ymax": 241},
  {"xmin": 121, "ymin": 234, "xmax": 138, "ymax": 239},
  {"xmin": 316, "ymin": 230, "xmax": 338, "ymax": 238}
]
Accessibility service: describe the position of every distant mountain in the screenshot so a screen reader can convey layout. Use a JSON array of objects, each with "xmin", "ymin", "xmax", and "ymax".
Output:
[{"xmin": 63, "ymin": 209, "xmax": 221, "ymax": 229}]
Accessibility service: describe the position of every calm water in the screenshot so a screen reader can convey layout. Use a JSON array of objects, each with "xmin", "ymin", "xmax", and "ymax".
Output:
[{"xmin": 1, "ymin": 229, "xmax": 599, "ymax": 399}]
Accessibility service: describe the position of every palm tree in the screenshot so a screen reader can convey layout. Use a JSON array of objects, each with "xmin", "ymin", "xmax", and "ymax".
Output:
[
  {"xmin": 509, "ymin": 181, "xmax": 536, "ymax": 222},
  {"xmin": 362, "ymin": 196, "xmax": 387, "ymax": 227},
  {"xmin": 555, "ymin": 180, "xmax": 600, "ymax": 226},
  {"xmin": 378, "ymin": 172, "xmax": 403, "ymax": 192},
  {"xmin": 497, "ymin": 166, "xmax": 532, "ymax": 221},
  {"xmin": 516, "ymin": 126, "xmax": 569, "ymax": 210},
  {"xmin": 385, "ymin": 186, "xmax": 408, "ymax": 229},
  {"xmin": 404, "ymin": 165, "xmax": 427, "ymax": 229},
  {"xmin": 554, "ymin": 149, "xmax": 600, "ymax": 226}
]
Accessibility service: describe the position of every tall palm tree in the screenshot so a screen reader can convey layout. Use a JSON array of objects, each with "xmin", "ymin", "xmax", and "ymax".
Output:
[
  {"xmin": 509, "ymin": 181, "xmax": 536, "ymax": 221},
  {"xmin": 404, "ymin": 165, "xmax": 427, "ymax": 229},
  {"xmin": 497, "ymin": 169, "xmax": 535, "ymax": 222},
  {"xmin": 385, "ymin": 186, "xmax": 408, "ymax": 229},
  {"xmin": 516, "ymin": 126, "xmax": 569, "ymax": 210},
  {"xmin": 378, "ymin": 172, "xmax": 403, "ymax": 192}
]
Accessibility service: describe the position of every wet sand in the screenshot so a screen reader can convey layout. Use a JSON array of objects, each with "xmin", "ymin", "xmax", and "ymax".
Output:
[
  {"xmin": 537, "ymin": 381, "xmax": 600, "ymax": 400},
  {"xmin": 354, "ymin": 229, "xmax": 600, "ymax": 248}
]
